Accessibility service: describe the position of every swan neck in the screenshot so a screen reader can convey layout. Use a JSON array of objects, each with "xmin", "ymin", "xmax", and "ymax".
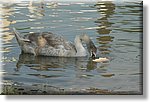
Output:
[
  {"xmin": 74, "ymin": 35, "xmax": 87, "ymax": 56},
  {"xmin": 80, "ymin": 34, "xmax": 97, "ymax": 57}
]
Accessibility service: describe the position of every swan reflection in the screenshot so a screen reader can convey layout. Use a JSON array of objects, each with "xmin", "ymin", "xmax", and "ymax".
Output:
[
  {"xmin": 16, "ymin": 53, "xmax": 98, "ymax": 71},
  {"xmin": 15, "ymin": 53, "xmax": 109, "ymax": 78}
]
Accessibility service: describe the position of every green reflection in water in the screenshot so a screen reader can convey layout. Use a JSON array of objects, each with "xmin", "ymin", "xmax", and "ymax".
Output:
[{"xmin": 94, "ymin": 1, "xmax": 115, "ymax": 55}]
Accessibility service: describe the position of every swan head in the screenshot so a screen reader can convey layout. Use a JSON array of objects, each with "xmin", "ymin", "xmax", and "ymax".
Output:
[
  {"xmin": 91, "ymin": 48, "xmax": 97, "ymax": 58},
  {"xmin": 80, "ymin": 34, "xmax": 97, "ymax": 58},
  {"xmin": 89, "ymin": 44, "xmax": 97, "ymax": 58}
]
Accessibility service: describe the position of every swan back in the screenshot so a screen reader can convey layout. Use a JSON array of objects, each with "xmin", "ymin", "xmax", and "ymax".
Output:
[{"xmin": 27, "ymin": 32, "xmax": 77, "ymax": 56}]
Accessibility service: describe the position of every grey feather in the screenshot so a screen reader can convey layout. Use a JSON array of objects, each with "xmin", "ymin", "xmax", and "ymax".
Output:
[{"xmin": 13, "ymin": 28, "xmax": 96, "ymax": 57}]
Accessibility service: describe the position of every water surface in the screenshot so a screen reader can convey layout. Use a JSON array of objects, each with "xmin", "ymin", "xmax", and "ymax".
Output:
[{"xmin": 0, "ymin": 0, "xmax": 142, "ymax": 93}]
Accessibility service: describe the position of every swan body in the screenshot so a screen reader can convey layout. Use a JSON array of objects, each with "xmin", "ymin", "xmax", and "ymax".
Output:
[{"xmin": 13, "ymin": 28, "xmax": 97, "ymax": 57}]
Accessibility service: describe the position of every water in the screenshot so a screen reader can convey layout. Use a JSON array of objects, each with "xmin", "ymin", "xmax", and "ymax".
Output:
[{"xmin": 0, "ymin": 0, "xmax": 142, "ymax": 92}]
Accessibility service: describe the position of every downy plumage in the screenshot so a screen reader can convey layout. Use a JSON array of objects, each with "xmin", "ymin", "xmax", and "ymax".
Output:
[{"xmin": 13, "ymin": 28, "xmax": 97, "ymax": 57}]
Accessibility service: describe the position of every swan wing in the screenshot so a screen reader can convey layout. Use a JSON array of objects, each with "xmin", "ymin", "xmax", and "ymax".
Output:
[
  {"xmin": 23, "ymin": 32, "xmax": 76, "ymax": 56},
  {"xmin": 42, "ymin": 32, "xmax": 75, "ymax": 50}
]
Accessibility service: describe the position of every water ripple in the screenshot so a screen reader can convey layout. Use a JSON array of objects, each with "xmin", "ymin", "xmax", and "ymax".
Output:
[{"xmin": 1, "ymin": 1, "xmax": 142, "ymax": 92}]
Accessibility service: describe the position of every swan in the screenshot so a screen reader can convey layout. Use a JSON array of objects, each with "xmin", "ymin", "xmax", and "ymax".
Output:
[{"xmin": 13, "ymin": 28, "xmax": 97, "ymax": 57}]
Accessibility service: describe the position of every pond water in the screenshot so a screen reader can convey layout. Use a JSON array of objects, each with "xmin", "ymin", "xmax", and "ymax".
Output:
[{"xmin": 0, "ymin": 0, "xmax": 142, "ymax": 92}]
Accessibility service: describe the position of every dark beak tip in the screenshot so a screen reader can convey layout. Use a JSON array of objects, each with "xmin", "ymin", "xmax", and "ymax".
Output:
[{"xmin": 91, "ymin": 53, "xmax": 96, "ymax": 58}]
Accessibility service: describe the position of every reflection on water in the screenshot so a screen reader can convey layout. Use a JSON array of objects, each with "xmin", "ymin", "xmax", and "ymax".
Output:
[
  {"xmin": 94, "ymin": 1, "xmax": 115, "ymax": 55},
  {"xmin": 28, "ymin": 0, "xmax": 45, "ymax": 19},
  {"xmin": 16, "ymin": 53, "xmax": 106, "ymax": 74},
  {"xmin": 1, "ymin": 0, "xmax": 142, "ymax": 92},
  {"xmin": 0, "ymin": 4, "xmax": 16, "ymax": 52},
  {"xmin": 94, "ymin": 1, "xmax": 115, "ymax": 34}
]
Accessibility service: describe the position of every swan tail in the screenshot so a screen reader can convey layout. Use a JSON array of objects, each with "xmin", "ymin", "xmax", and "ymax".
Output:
[{"xmin": 13, "ymin": 28, "xmax": 31, "ymax": 45}]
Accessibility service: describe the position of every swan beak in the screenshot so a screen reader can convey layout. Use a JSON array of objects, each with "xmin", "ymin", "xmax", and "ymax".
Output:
[{"xmin": 91, "ymin": 51, "xmax": 96, "ymax": 58}]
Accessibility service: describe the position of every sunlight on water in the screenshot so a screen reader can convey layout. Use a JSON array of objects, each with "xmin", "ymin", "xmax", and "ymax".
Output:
[{"xmin": 0, "ymin": 0, "xmax": 142, "ymax": 93}]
